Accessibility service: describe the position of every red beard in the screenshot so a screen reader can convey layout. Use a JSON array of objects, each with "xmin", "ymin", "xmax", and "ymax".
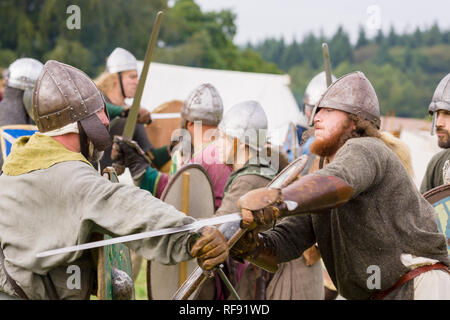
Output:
[{"xmin": 310, "ymin": 123, "xmax": 351, "ymax": 157}]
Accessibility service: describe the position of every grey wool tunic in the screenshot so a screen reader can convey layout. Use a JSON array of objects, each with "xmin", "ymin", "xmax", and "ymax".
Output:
[
  {"xmin": 263, "ymin": 137, "xmax": 449, "ymax": 300},
  {"xmin": 0, "ymin": 161, "xmax": 195, "ymax": 299}
]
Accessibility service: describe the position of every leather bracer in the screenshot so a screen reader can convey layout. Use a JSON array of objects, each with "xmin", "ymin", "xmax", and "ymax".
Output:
[{"xmin": 281, "ymin": 174, "xmax": 354, "ymax": 214}]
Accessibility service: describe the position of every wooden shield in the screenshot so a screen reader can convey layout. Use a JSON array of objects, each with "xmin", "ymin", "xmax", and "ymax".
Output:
[
  {"xmin": 423, "ymin": 184, "xmax": 450, "ymax": 255},
  {"xmin": 147, "ymin": 163, "xmax": 215, "ymax": 300},
  {"xmin": 97, "ymin": 168, "xmax": 135, "ymax": 300},
  {"xmin": 269, "ymin": 155, "xmax": 309, "ymax": 189},
  {"xmin": 0, "ymin": 124, "xmax": 38, "ymax": 159},
  {"xmin": 146, "ymin": 100, "xmax": 183, "ymax": 174},
  {"xmin": 146, "ymin": 100, "xmax": 183, "ymax": 149}
]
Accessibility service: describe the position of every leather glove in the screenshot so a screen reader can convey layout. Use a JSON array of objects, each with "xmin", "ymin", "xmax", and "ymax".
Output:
[
  {"xmin": 189, "ymin": 226, "xmax": 229, "ymax": 270},
  {"xmin": 137, "ymin": 108, "xmax": 152, "ymax": 125},
  {"xmin": 237, "ymin": 188, "xmax": 285, "ymax": 229},
  {"xmin": 111, "ymin": 136, "xmax": 152, "ymax": 179},
  {"xmin": 120, "ymin": 107, "xmax": 152, "ymax": 125}
]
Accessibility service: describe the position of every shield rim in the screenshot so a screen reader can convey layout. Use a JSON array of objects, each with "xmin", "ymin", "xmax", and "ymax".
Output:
[
  {"xmin": 422, "ymin": 183, "xmax": 450, "ymax": 250},
  {"xmin": 269, "ymin": 154, "xmax": 309, "ymax": 189},
  {"xmin": 148, "ymin": 163, "xmax": 216, "ymax": 300},
  {"xmin": 422, "ymin": 183, "xmax": 450, "ymax": 204},
  {"xmin": 160, "ymin": 163, "xmax": 215, "ymax": 202}
]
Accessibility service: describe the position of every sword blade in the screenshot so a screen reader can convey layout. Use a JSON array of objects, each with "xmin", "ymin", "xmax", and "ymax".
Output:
[
  {"xmin": 123, "ymin": 11, "xmax": 163, "ymax": 139},
  {"xmin": 36, "ymin": 213, "xmax": 241, "ymax": 258}
]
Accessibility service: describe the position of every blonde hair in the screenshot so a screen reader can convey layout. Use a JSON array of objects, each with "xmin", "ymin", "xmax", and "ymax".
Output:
[{"xmin": 94, "ymin": 71, "xmax": 117, "ymax": 94}]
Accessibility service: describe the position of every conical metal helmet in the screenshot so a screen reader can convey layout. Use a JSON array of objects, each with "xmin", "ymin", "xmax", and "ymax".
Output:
[
  {"xmin": 106, "ymin": 47, "xmax": 138, "ymax": 74},
  {"xmin": 181, "ymin": 83, "xmax": 223, "ymax": 126},
  {"xmin": 429, "ymin": 73, "xmax": 450, "ymax": 114},
  {"xmin": 428, "ymin": 73, "xmax": 450, "ymax": 135},
  {"xmin": 309, "ymin": 71, "xmax": 381, "ymax": 129},
  {"xmin": 7, "ymin": 58, "xmax": 43, "ymax": 90},
  {"xmin": 218, "ymin": 100, "xmax": 268, "ymax": 151},
  {"xmin": 303, "ymin": 71, "xmax": 337, "ymax": 107},
  {"xmin": 33, "ymin": 60, "xmax": 111, "ymax": 150}
]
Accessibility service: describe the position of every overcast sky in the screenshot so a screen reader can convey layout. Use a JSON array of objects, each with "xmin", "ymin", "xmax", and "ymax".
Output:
[{"xmin": 193, "ymin": 0, "xmax": 450, "ymax": 45}]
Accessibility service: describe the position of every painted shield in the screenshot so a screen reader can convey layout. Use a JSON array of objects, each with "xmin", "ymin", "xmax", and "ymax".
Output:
[
  {"xmin": 147, "ymin": 163, "xmax": 215, "ymax": 300},
  {"xmin": 282, "ymin": 122, "xmax": 300, "ymax": 162},
  {"xmin": 96, "ymin": 168, "xmax": 135, "ymax": 300},
  {"xmin": 0, "ymin": 124, "xmax": 38, "ymax": 160},
  {"xmin": 422, "ymin": 184, "xmax": 450, "ymax": 255}
]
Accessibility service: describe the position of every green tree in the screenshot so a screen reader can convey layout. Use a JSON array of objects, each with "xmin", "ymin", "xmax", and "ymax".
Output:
[
  {"xmin": 330, "ymin": 26, "xmax": 352, "ymax": 65},
  {"xmin": 356, "ymin": 26, "xmax": 368, "ymax": 49}
]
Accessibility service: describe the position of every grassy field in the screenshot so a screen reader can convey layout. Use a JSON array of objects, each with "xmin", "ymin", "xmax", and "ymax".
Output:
[{"xmin": 134, "ymin": 261, "xmax": 148, "ymax": 300}]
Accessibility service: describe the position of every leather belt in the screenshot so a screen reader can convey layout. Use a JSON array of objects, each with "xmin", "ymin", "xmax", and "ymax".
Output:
[{"xmin": 372, "ymin": 262, "xmax": 450, "ymax": 300}]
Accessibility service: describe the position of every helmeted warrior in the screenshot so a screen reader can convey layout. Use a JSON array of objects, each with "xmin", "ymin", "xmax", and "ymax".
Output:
[
  {"xmin": 0, "ymin": 60, "xmax": 228, "ymax": 300},
  {"xmin": 421, "ymin": 73, "xmax": 450, "ymax": 193},
  {"xmin": 232, "ymin": 71, "xmax": 450, "ymax": 300},
  {"xmin": 0, "ymin": 58, "xmax": 44, "ymax": 167},
  {"xmin": 212, "ymin": 100, "xmax": 279, "ymax": 300},
  {"xmin": 94, "ymin": 47, "xmax": 169, "ymax": 172},
  {"xmin": 113, "ymin": 83, "xmax": 232, "ymax": 209},
  {"xmin": 297, "ymin": 71, "xmax": 337, "ymax": 156}
]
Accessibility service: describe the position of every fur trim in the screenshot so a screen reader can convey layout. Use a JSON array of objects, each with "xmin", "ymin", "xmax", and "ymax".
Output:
[{"xmin": 379, "ymin": 131, "xmax": 414, "ymax": 177}]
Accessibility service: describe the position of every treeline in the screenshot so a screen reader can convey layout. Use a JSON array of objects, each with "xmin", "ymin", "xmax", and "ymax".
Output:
[
  {"xmin": 249, "ymin": 25, "xmax": 450, "ymax": 118},
  {"xmin": 1, "ymin": 0, "xmax": 449, "ymax": 119},
  {"xmin": 0, "ymin": 0, "xmax": 280, "ymax": 77}
]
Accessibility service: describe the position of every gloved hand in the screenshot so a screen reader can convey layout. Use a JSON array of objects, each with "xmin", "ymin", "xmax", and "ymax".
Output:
[
  {"xmin": 111, "ymin": 136, "xmax": 152, "ymax": 179},
  {"xmin": 137, "ymin": 108, "xmax": 152, "ymax": 125},
  {"xmin": 120, "ymin": 107, "xmax": 152, "ymax": 125},
  {"xmin": 189, "ymin": 226, "xmax": 229, "ymax": 270},
  {"xmin": 237, "ymin": 188, "xmax": 285, "ymax": 229}
]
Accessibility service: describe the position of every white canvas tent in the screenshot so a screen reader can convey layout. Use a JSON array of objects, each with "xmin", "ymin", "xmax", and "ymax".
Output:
[{"xmin": 134, "ymin": 62, "xmax": 302, "ymax": 146}]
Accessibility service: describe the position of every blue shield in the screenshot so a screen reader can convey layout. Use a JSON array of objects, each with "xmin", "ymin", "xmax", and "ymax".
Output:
[{"xmin": 0, "ymin": 125, "xmax": 38, "ymax": 159}]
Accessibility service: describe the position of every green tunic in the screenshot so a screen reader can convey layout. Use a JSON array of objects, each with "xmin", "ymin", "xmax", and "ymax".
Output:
[{"xmin": 420, "ymin": 148, "xmax": 450, "ymax": 194}]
